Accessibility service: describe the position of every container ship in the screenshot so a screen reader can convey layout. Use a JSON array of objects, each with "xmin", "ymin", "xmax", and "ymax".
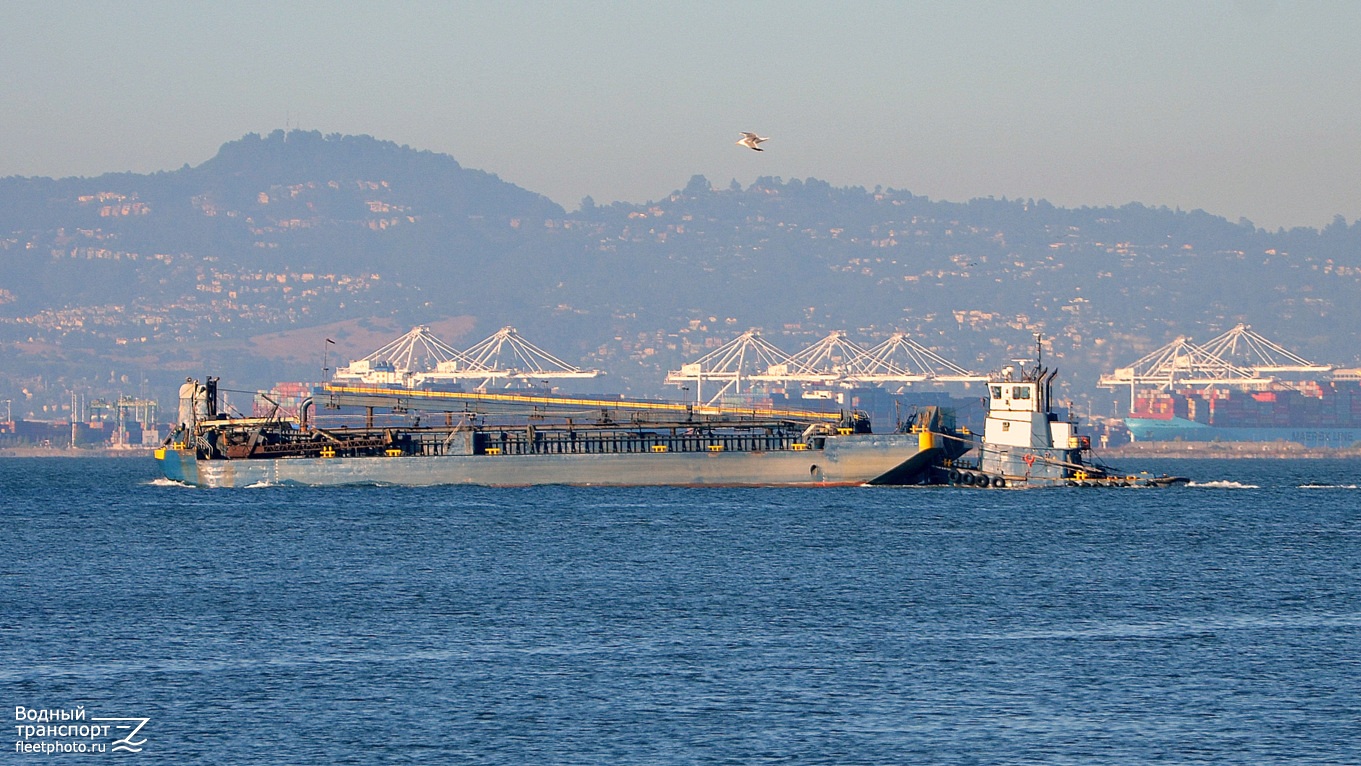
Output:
[
  {"xmin": 1100, "ymin": 325, "xmax": 1361, "ymax": 449},
  {"xmin": 1124, "ymin": 380, "xmax": 1361, "ymax": 448}
]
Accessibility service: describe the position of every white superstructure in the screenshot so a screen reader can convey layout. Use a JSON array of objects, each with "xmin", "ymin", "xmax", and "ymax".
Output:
[{"xmin": 983, "ymin": 369, "xmax": 1071, "ymax": 452}]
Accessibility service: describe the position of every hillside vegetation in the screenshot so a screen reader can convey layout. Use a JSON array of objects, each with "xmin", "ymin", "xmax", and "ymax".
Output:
[{"xmin": 2, "ymin": 130, "xmax": 1359, "ymax": 415}]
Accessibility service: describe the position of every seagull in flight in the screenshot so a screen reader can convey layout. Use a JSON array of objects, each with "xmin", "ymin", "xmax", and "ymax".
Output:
[{"xmin": 736, "ymin": 132, "xmax": 769, "ymax": 151}]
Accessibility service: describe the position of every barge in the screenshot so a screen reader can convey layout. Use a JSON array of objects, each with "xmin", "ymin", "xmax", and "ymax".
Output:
[{"xmin": 155, "ymin": 379, "xmax": 970, "ymax": 488}]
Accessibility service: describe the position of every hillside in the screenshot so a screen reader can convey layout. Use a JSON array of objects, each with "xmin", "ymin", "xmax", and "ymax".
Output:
[{"xmin": 2, "ymin": 130, "xmax": 1360, "ymax": 418}]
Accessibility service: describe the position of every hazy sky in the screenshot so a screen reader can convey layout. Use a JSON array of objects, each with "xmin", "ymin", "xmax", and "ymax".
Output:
[{"xmin": 2, "ymin": 1, "xmax": 1357, "ymax": 230}]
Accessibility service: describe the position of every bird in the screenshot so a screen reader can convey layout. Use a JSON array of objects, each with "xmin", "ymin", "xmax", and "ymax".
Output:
[{"xmin": 736, "ymin": 132, "xmax": 769, "ymax": 151}]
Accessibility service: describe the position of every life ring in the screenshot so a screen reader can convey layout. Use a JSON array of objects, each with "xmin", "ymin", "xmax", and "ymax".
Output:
[{"xmin": 1023, "ymin": 454, "xmax": 1036, "ymax": 467}]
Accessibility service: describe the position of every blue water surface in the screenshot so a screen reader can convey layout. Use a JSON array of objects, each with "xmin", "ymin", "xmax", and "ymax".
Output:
[{"xmin": 2, "ymin": 457, "xmax": 1359, "ymax": 764}]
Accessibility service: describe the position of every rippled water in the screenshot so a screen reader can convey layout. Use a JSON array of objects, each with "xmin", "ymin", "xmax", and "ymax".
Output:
[{"xmin": 3, "ymin": 457, "xmax": 1359, "ymax": 764}]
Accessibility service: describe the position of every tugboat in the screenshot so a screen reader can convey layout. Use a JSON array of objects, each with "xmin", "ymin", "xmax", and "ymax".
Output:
[{"xmin": 935, "ymin": 345, "xmax": 1189, "ymax": 489}]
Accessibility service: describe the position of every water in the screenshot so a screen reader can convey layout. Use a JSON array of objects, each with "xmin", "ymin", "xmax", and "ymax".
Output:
[{"xmin": 2, "ymin": 457, "xmax": 1359, "ymax": 764}]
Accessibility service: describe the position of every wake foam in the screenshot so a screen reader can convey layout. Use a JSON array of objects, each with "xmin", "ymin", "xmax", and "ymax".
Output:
[
  {"xmin": 1299, "ymin": 483, "xmax": 1360, "ymax": 490},
  {"xmin": 147, "ymin": 477, "xmax": 191, "ymax": 488},
  {"xmin": 1186, "ymin": 480, "xmax": 1260, "ymax": 489}
]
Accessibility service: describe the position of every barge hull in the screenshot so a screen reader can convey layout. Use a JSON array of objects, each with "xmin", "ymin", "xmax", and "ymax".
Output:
[{"xmin": 157, "ymin": 433, "xmax": 933, "ymax": 488}]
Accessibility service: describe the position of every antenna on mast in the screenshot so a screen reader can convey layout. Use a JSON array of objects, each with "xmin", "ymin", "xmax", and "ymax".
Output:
[{"xmin": 322, "ymin": 338, "xmax": 335, "ymax": 381}]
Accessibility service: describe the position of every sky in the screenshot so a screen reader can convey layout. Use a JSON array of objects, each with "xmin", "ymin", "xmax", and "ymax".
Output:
[{"xmin": 1, "ymin": 0, "xmax": 1358, "ymax": 231}]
